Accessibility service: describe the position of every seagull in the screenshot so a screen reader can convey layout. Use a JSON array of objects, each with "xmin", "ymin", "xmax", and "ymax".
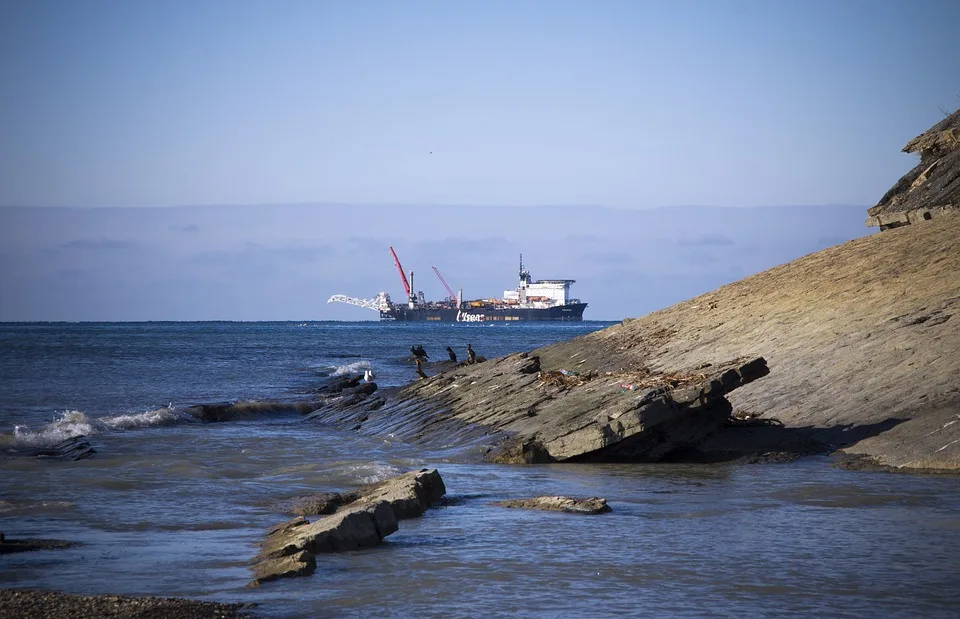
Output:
[{"xmin": 363, "ymin": 369, "xmax": 376, "ymax": 383}]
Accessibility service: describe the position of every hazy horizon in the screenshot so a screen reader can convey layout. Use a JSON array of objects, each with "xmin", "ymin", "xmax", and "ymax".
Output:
[{"xmin": 0, "ymin": 202, "xmax": 874, "ymax": 322}]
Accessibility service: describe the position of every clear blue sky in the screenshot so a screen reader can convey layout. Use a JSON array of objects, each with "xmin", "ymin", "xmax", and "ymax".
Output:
[{"xmin": 1, "ymin": 0, "xmax": 958, "ymax": 208}]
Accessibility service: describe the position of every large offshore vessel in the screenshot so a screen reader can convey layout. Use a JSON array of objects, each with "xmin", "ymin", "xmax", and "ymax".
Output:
[{"xmin": 328, "ymin": 247, "xmax": 588, "ymax": 322}]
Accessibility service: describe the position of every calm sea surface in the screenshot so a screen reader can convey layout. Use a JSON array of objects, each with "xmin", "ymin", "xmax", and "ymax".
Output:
[{"xmin": 1, "ymin": 322, "xmax": 958, "ymax": 618}]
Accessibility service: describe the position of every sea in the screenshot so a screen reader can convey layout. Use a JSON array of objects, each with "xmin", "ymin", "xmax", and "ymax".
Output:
[{"xmin": 1, "ymin": 321, "xmax": 959, "ymax": 618}]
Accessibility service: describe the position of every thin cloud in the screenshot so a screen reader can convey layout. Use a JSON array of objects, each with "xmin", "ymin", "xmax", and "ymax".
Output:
[
  {"xmin": 677, "ymin": 234, "xmax": 735, "ymax": 247},
  {"xmin": 58, "ymin": 238, "xmax": 135, "ymax": 250}
]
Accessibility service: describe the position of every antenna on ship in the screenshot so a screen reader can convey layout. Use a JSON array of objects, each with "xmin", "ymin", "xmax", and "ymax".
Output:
[{"xmin": 518, "ymin": 253, "xmax": 531, "ymax": 286}]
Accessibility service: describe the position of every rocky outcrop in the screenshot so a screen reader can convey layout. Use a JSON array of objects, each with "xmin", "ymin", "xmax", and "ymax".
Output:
[
  {"xmin": 251, "ymin": 502, "xmax": 397, "ymax": 586},
  {"xmin": 492, "ymin": 496, "xmax": 611, "ymax": 514},
  {"xmin": 307, "ymin": 212, "xmax": 960, "ymax": 472},
  {"xmin": 250, "ymin": 469, "xmax": 445, "ymax": 586},
  {"xmin": 307, "ymin": 355, "xmax": 768, "ymax": 464},
  {"xmin": 867, "ymin": 108, "xmax": 960, "ymax": 229}
]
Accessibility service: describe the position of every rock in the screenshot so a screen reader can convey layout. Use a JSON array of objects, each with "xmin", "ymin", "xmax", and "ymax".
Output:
[
  {"xmin": 251, "ymin": 469, "xmax": 446, "ymax": 585},
  {"xmin": 353, "ymin": 468, "xmax": 447, "ymax": 519},
  {"xmin": 272, "ymin": 491, "xmax": 359, "ymax": 516},
  {"xmin": 186, "ymin": 400, "xmax": 319, "ymax": 422},
  {"xmin": 867, "ymin": 107, "xmax": 960, "ymax": 229},
  {"xmin": 517, "ymin": 355, "xmax": 541, "ymax": 374},
  {"xmin": 0, "ymin": 538, "xmax": 79, "ymax": 554},
  {"xmin": 492, "ymin": 496, "xmax": 611, "ymax": 514},
  {"xmin": 0, "ymin": 436, "xmax": 95, "ymax": 461},
  {"xmin": 308, "ymin": 353, "xmax": 768, "ymax": 464},
  {"xmin": 249, "ymin": 550, "xmax": 316, "ymax": 586},
  {"xmin": 259, "ymin": 503, "xmax": 395, "ymax": 558}
]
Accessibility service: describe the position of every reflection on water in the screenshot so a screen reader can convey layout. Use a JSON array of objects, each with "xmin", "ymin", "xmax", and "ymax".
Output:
[{"xmin": 2, "ymin": 416, "xmax": 959, "ymax": 618}]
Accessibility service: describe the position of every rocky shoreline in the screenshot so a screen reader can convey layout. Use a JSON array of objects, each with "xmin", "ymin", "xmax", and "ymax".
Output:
[
  {"xmin": 306, "ymin": 210, "xmax": 958, "ymax": 473},
  {"xmin": 0, "ymin": 588, "xmax": 257, "ymax": 619},
  {"xmin": 298, "ymin": 115, "xmax": 960, "ymax": 472}
]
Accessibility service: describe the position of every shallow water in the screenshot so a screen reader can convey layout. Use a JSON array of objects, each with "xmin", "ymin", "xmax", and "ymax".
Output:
[{"xmin": 1, "ymin": 323, "xmax": 958, "ymax": 617}]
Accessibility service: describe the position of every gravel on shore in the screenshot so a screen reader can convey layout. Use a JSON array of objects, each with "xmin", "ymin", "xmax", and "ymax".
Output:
[{"xmin": 0, "ymin": 588, "xmax": 257, "ymax": 618}]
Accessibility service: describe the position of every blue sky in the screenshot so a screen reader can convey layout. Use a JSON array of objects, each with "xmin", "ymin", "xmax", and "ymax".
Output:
[
  {"xmin": 1, "ymin": 0, "xmax": 957, "ymax": 208},
  {"xmin": 0, "ymin": 1, "xmax": 957, "ymax": 320}
]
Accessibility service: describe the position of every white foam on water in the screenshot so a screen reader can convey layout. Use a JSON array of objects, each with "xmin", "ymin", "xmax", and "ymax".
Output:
[
  {"xmin": 12, "ymin": 410, "xmax": 96, "ymax": 446},
  {"xmin": 9, "ymin": 405, "xmax": 189, "ymax": 447},
  {"xmin": 100, "ymin": 405, "xmax": 185, "ymax": 430},
  {"xmin": 332, "ymin": 360, "xmax": 372, "ymax": 376}
]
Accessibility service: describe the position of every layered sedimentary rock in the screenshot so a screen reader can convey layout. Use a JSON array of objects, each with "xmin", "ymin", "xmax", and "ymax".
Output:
[
  {"xmin": 308, "ymin": 356, "xmax": 768, "ymax": 464},
  {"xmin": 867, "ymin": 108, "xmax": 960, "ymax": 229},
  {"xmin": 250, "ymin": 469, "xmax": 445, "ymax": 586},
  {"xmin": 310, "ymin": 214, "xmax": 959, "ymax": 472}
]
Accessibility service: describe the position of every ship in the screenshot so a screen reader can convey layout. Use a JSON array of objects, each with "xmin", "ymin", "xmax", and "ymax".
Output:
[{"xmin": 328, "ymin": 247, "xmax": 588, "ymax": 322}]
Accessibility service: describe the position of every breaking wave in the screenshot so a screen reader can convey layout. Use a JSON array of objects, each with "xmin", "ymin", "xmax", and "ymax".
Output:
[
  {"xmin": 333, "ymin": 360, "xmax": 372, "ymax": 376},
  {"xmin": 9, "ymin": 405, "xmax": 189, "ymax": 448}
]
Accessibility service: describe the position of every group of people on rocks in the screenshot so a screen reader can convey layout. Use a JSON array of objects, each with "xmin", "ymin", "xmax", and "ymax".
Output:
[{"xmin": 410, "ymin": 343, "xmax": 478, "ymax": 379}]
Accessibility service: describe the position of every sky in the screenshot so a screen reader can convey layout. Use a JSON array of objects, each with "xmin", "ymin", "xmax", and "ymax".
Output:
[{"xmin": 0, "ymin": 1, "xmax": 957, "ymax": 320}]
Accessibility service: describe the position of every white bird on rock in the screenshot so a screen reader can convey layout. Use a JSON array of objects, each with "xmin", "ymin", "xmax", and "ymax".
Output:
[{"xmin": 363, "ymin": 369, "xmax": 376, "ymax": 383}]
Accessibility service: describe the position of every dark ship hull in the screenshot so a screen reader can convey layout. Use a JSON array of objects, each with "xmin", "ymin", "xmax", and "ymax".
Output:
[{"xmin": 381, "ymin": 302, "xmax": 588, "ymax": 322}]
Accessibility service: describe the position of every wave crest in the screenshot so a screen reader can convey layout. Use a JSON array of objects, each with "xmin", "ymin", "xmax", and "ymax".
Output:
[
  {"xmin": 333, "ymin": 360, "xmax": 372, "ymax": 376},
  {"xmin": 9, "ymin": 405, "xmax": 186, "ymax": 447}
]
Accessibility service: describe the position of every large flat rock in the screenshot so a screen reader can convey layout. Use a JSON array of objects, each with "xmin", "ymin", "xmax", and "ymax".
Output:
[
  {"xmin": 308, "ymin": 355, "xmax": 768, "ymax": 464},
  {"xmin": 250, "ymin": 469, "xmax": 446, "ymax": 586}
]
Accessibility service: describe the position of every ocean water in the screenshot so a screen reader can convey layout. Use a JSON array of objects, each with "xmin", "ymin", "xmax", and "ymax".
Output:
[{"xmin": 1, "ymin": 321, "xmax": 958, "ymax": 618}]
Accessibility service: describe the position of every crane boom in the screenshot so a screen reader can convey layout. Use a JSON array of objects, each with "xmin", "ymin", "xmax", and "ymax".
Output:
[
  {"xmin": 431, "ymin": 266, "xmax": 456, "ymax": 301},
  {"xmin": 327, "ymin": 292, "xmax": 391, "ymax": 312},
  {"xmin": 388, "ymin": 246, "xmax": 411, "ymax": 298}
]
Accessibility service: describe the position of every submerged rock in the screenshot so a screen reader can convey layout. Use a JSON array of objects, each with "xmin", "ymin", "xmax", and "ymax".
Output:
[
  {"xmin": 0, "ymin": 537, "xmax": 79, "ymax": 554},
  {"xmin": 186, "ymin": 400, "xmax": 320, "ymax": 422},
  {"xmin": 0, "ymin": 436, "xmax": 96, "ymax": 461},
  {"xmin": 492, "ymin": 496, "xmax": 611, "ymax": 514}
]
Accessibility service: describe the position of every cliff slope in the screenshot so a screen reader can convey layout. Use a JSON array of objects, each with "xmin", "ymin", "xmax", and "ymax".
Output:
[{"xmin": 539, "ymin": 213, "xmax": 959, "ymax": 470}]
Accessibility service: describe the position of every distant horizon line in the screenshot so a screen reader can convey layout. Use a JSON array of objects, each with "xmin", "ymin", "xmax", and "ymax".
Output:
[
  {"xmin": 0, "ymin": 201, "xmax": 868, "ymax": 211},
  {"xmin": 0, "ymin": 319, "xmax": 623, "ymax": 324}
]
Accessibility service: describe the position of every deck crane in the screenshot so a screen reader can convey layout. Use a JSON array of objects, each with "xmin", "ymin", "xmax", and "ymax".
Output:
[
  {"xmin": 389, "ymin": 246, "xmax": 415, "ymax": 304},
  {"xmin": 431, "ymin": 266, "xmax": 457, "ymax": 302}
]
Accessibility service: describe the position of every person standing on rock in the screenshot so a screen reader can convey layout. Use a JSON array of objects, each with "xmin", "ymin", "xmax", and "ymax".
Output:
[
  {"xmin": 466, "ymin": 343, "xmax": 476, "ymax": 364},
  {"xmin": 447, "ymin": 346, "xmax": 457, "ymax": 362}
]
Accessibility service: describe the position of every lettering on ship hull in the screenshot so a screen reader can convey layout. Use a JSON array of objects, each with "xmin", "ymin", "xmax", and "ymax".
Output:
[{"xmin": 456, "ymin": 311, "xmax": 485, "ymax": 323}]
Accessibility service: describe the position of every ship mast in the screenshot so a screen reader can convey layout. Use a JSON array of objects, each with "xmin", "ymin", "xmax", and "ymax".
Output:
[{"xmin": 518, "ymin": 253, "xmax": 531, "ymax": 302}]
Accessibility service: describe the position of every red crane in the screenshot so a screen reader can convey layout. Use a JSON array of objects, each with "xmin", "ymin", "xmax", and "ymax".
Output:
[
  {"xmin": 389, "ymin": 246, "xmax": 411, "ymax": 299},
  {"xmin": 431, "ymin": 266, "xmax": 457, "ymax": 301}
]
